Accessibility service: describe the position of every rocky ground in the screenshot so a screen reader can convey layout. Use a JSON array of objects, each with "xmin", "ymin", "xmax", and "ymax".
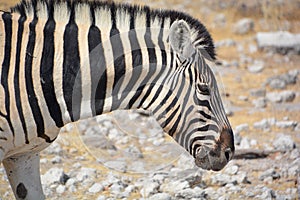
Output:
[{"xmin": 0, "ymin": 0, "xmax": 300, "ymax": 199}]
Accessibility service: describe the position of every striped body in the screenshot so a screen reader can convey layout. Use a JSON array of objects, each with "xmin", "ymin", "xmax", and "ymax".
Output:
[{"xmin": 0, "ymin": 1, "xmax": 234, "ymax": 199}]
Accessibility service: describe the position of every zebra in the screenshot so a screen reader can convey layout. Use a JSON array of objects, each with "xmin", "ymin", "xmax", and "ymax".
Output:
[{"xmin": 0, "ymin": 0, "xmax": 235, "ymax": 199}]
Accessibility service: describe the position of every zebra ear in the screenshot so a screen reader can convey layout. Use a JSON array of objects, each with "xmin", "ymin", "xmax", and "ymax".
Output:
[{"xmin": 169, "ymin": 20, "xmax": 195, "ymax": 59}]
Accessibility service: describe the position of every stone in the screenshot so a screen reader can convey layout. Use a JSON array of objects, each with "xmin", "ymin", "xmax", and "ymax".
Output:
[
  {"xmin": 269, "ymin": 79, "xmax": 286, "ymax": 89},
  {"xmin": 233, "ymin": 18, "xmax": 254, "ymax": 35},
  {"xmin": 75, "ymin": 168, "xmax": 97, "ymax": 182},
  {"xmin": 252, "ymin": 97, "xmax": 267, "ymax": 108},
  {"xmin": 160, "ymin": 180, "xmax": 189, "ymax": 194},
  {"xmin": 275, "ymin": 121, "xmax": 298, "ymax": 129},
  {"xmin": 88, "ymin": 183, "xmax": 104, "ymax": 194},
  {"xmin": 280, "ymin": 91, "xmax": 296, "ymax": 102},
  {"xmin": 235, "ymin": 124, "xmax": 249, "ymax": 134},
  {"xmin": 213, "ymin": 13, "xmax": 227, "ymax": 28},
  {"xmin": 175, "ymin": 187, "xmax": 205, "ymax": 199},
  {"xmin": 41, "ymin": 168, "xmax": 67, "ymax": 186},
  {"xmin": 140, "ymin": 181, "xmax": 159, "ymax": 197},
  {"xmin": 259, "ymin": 168, "xmax": 281, "ymax": 181},
  {"xmin": 51, "ymin": 156, "xmax": 62, "ymax": 164},
  {"xmin": 224, "ymin": 165, "xmax": 239, "ymax": 175},
  {"xmin": 56, "ymin": 185, "xmax": 66, "ymax": 194},
  {"xmin": 211, "ymin": 174, "xmax": 232, "ymax": 186},
  {"xmin": 273, "ymin": 134, "xmax": 296, "ymax": 151},
  {"xmin": 110, "ymin": 183, "xmax": 124, "ymax": 194},
  {"xmin": 266, "ymin": 92, "xmax": 282, "ymax": 103},
  {"xmin": 253, "ymin": 119, "xmax": 271, "ymax": 131},
  {"xmin": 288, "ymin": 165, "xmax": 299, "ymax": 177},
  {"xmin": 256, "ymin": 31, "xmax": 300, "ymax": 54},
  {"xmin": 250, "ymin": 88, "xmax": 266, "ymax": 97},
  {"xmin": 240, "ymin": 137, "xmax": 250, "ymax": 149},
  {"xmin": 96, "ymin": 195, "xmax": 106, "ymax": 200},
  {"xmin": 248, "ymin": 61, "xmax": 264, "ymax": 73},
  {"xmin": 148, "ymin": 193, "xmax": 172, "ymax": 200}
]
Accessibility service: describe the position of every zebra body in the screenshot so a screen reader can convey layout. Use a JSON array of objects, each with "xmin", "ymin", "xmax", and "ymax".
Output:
[{"xmin": 0, "ymin": 0, "xmax": 234, "ymax": 199}]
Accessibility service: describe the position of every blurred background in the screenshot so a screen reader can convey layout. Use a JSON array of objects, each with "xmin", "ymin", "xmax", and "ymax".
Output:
[{"xmin": 0, "ymin": 0, "xmax": 299, "ymax": 199}]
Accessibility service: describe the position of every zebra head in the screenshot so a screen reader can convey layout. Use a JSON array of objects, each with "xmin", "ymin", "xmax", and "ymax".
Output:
[{"xmin": 168, "ymin": 20, "xmax": 235, "ymax": 171}]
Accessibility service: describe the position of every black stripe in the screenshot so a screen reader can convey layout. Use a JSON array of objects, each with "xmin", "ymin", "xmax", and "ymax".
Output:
[
  {"xmin": 1, "ymin": 13, "xmax": 14, "ymax": 136},
  {"xmin": 40, "ymin": 5, "xmax": 64, "ymax": 128},
  {"xmin": 88, "ymin": 9, "xmax": 106, "ymax": 116},
  {"xmin": 161, "ymin": 105, "xmax": 180, "ymax": 129},
  {"xmin": 63, "ymin": 3, "xmax": 81, "ymax": 121},
  {"xmin": 137, "ymin": 83, "xmax": 154, "ymax": 109},
  {"xmin": 199, "ymin": 110, "xmax": 214, "ymax": 121},
  {"xmin": 14, "ymin": 14, "xmax": 29, "ymax": 143},
  {"xmin": 196, "ymin": 99, "xmax": 212, "ymax": 111},
  {"xmin": 128, "ymin": 85, "xmax": 145, "ymax": 109},
  {"xmin": 153, "ymin": 89, "xmax": 173, "ymax": 115},
  {"xmin": 171, "ymin": 105, "xmax": 195, "ymax": 139},
  {"xmin": 197, "ymin": 124, "xmax": 219, "ymax": 132},
  {"xmin": 144, "ymin": 85, "xmax": 163, "ymax": 110},
  {"xmin": 25, "ymin": 10, "xmax": 52, "ymax": 142},
  {"xmin": 110, "ymin": 4, "xmax": 126, "ymax": 111}
]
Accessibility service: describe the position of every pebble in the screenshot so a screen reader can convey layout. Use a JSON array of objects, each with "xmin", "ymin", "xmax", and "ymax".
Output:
[
  {"xmin": 175, "ymin": 187, "xmax": 205, "ymax": 199},
  {"xmin": 253, "ymin": 119, "xmax": 272, "ymax": 131},
  {"xmin": 266, "ymin": 92, "xmax": 282, "ymax": 103},
  {"xmin": 213, "ymin": 13, "xmax": 227, "ymax": 28},
  {"xmin": 235, "ymin": 123, "xmax": 249, "ymax": 133},
  {"xmin": 256, "ymin": 31, "xmax": 300, "ymax": 54},
  {"xmin": 41, "ymin": 168, "xmax": 68, "ymax": 186},
  {"xmin": 140, "ymin": 181, "xmax": 159, "ymax": 197},
  {"xmin": 75, "ymin": 168, "xmax": 97, "ymax": 182},
  {"xmin": 148, "ymin": 193, "xmax": 172, "ymax": 200},
  {"xmin": 224, "ymin": 165, "xmax": 239, "ymax": 175},
  {"xmin": 160, "ymin": 180, "xmax": 189, "ymax": 194},
  {"xmin": 250, "ymin": 88, "xmax": 266, "ymax": 97},
  {"xmin": 233, "ymin": 18, "xmax": 254, "ymax": 35},
  {"xmin": 247, "ymin": 60, "xmax": 264, "ymax": 73},
  {"xmin": 273, "ymin": 134, "xmax": 295, "ymax": 151},
  {"xmin": 56, "ymin": 185, "xmax": 66, "ymax": 194},
  {"xmin": 275, "ymin": 121, "xmax": 298, "ymax": 129},
  {"xmin": 252, "ymin": 97, "xmax": 267, "ymax": 108},
  {"xmin": 88, "ymin": 183, "xmax": 104, "ymax": 194},
  {"xmin": 259, "ymin": 168, "xmax": 281, "ymax": 181},
  {"xmin": 269, "ymin": 79, "xmax": 286, "ymax": 89},
  {"xmin": 51, "ymin": 156, "xmax": 62, "ymax": 164}
]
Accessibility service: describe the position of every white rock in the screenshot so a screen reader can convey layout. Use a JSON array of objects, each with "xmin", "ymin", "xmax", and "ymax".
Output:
[
  {"xmin": 88, "ymin": 183, "xmax": 104, "ymax": 194},
  {"xmin": 56, "ymin": 185, "xmax": 66, "ymax": 194},
  {"xmin": 75, "ymin": 168, "xmax": 97, "ymax": 182},
  {"xmin": 248, "ymin": 60, "xmax": 264, "ymax": 73},
  {"xmin": 149, "ymin": 193, "xmax": 172, "ymax": 200},
  {"xmin": 256, "ymin": 31, "xmax": 300, "ymax": 51},
  {"xmin": 233, "ymin": 18, "xmax": 254, "ymax": 35},
  {"xmin": 41, "ymin": 168, "xmax": 66, "ymax": 186},
  {"xmin": 140, "ymin": 181, "xmax": 159, "ymax": 197},
  {"xmin": 235, "ymin": 123, "xmax": 249, "ymax": 133},
  {"xmin": 273, "ymin": 134, "xmax": 295, "ymax": 151}
]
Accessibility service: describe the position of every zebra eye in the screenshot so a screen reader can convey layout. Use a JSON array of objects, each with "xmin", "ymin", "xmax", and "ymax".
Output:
[{"xmin": 197, "ymin": 83, "xmax": 210, "ymax": 95}]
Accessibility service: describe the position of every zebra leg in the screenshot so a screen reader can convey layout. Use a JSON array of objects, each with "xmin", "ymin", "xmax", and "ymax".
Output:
[{"xmin": 3, "ymin": 152, "xmax": 45, "ymax": 200}]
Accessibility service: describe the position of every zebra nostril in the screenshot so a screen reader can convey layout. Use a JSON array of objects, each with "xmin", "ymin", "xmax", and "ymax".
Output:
[{"xmin": 224, "ymin": 148, "xmax": 231, "ymax": 161}]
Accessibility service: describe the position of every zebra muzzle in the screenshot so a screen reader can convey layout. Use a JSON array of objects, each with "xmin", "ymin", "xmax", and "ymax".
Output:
[{"xmin": 194, "ymin": 145, "xmax": 232, "ymax": 171}]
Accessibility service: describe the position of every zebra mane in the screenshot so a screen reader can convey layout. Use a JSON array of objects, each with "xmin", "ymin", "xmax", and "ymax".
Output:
[{"xmin": 11, "ymin": 0, "xmax": 216, "ymax": 60}]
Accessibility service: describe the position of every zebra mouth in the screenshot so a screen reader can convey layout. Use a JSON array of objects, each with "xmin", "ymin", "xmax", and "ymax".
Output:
[{"xmin": 194, "ymin": 146, "xmax": 229, "ymax": 171}]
